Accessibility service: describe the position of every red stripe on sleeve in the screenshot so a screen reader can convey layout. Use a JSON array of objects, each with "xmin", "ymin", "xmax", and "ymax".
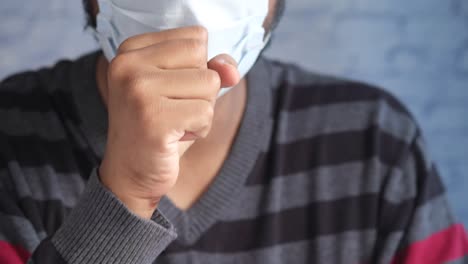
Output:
[
  {"xmin": 0, "ymin": 241, "xmax": 31, "ymax": 264},
  {"xmin": 391, "ymin": 224, "xmax": 468, "ymax": 264}
]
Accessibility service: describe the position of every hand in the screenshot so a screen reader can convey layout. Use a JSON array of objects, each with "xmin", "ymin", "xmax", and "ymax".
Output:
[{"xmin": 98, "ymin": 26, "xmax": 240, "ymax": 219}]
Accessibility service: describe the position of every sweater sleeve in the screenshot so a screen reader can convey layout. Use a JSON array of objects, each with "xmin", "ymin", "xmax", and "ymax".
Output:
[
  {"xmin": 371, "ymin": 132, "xmax": 468, "ymax": 264},
  {"xmin": 0, "ymin": 168, "xmax": 177, "ymax": 264}
]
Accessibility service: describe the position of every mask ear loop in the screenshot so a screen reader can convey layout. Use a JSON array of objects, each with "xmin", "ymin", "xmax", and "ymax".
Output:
[
  {"xmin": 91, "ymin": 0, "xmax": 122, "ymax": 61},
  {"xmin": 263, "ymin": 32, "xmax": 272, "ymax": 46}
]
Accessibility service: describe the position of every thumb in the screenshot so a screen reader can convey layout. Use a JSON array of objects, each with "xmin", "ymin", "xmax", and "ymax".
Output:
[{"xmin": 207, "ymin": 54, "xmax": 241, "ymax": 88}]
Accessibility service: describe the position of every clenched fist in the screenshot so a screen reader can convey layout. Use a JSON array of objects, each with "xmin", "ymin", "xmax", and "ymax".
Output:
[{"xmin": 99, "ymin": 26, "xmax": 240, "ymax": 219}]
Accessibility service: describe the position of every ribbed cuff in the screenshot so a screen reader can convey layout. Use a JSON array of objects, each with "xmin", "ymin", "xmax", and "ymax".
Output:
[{"xmin": 51, "ymin": 168, "xmax": 177, "ymax": 264}]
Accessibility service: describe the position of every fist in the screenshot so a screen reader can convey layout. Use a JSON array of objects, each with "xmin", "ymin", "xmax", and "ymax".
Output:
[{"xmin": 99, "ymin": 26, "xmax": 240, "ymax": 218}]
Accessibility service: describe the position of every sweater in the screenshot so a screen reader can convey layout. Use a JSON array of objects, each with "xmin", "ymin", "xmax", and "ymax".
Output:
[{"xmin": 0, "ymin": 51, "xmax": 467, "ymax": 263}]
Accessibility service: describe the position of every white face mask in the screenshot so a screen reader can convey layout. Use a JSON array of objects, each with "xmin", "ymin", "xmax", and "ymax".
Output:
[{"xmin": 93, "ymin": 0, "xmax": 270, "ymax": 97}]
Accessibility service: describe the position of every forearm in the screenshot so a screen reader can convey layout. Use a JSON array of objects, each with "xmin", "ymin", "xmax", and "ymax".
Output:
[{"xmin": 29, "ymin": 168, "xmax": 177, "ymax": 264}]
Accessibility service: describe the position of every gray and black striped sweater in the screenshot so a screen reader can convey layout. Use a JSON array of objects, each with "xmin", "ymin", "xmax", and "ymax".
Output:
[{"xmin": 1, "ymin": 51, "xmax": 467, "ymax": 264}]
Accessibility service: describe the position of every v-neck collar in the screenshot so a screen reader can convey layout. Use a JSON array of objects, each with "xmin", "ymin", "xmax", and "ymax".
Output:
[{"xmin": 71, "ymin": 51, "xmax": 274, "ymax": 244}]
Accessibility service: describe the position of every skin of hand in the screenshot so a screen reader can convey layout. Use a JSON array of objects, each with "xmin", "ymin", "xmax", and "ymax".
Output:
[{"xmin": 98, "ymin": 26, "xmax": 240, "ymax": 219}]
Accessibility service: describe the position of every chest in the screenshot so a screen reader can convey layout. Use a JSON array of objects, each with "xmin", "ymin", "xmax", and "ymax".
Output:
[{"xmin": 156, "ymin": 162, "xmax": 382, "ymax": 264}]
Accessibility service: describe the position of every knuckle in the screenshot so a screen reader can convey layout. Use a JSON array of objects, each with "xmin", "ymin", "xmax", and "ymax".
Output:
[
  {"xmin": 199, "ymin": 118, "xmax": 213, "ymax": 139},
  {"xmin": 118, "ymin": 77, "xmax": 154, "ymax": 115},
  {"xmin": 108, "ymin": 56, "xmax": 126, "ymax": 78},
  {"xmin": 127, "ymin": 86, "xmax": 148, "ymax": 113},
  {"xmin": 153, "ymin": 132, "xmax": 170, "ymax": 148},
  {"xmin": 204, "ymin": 70, "xmax": 221, "ymax": 89},
  {"xmin": 182, "ymin": 39, "xmax": 206, "ymax": 56},
  {"xmin": 191, "ymin": 26, "xmax": 208, "ymax": 42},
  {"xmin": 200, "ymin": 102, "xmax": 214, "ymax": 122},
  {"xmin": 198, "ymin": 129, "xmax": 210, "ymax": 139},
  {"xmin": 108, "ymin": 53, "xmax": 136, "ymax": 82},
  {"xmin": 117, "ymin": 36, "xmax": 137, "ymax": 54}
]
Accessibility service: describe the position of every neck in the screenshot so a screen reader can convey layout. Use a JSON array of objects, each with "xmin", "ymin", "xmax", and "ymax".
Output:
[{"xmin": 96, "ymin": 54, "xmax": 248, "ymax": 210}]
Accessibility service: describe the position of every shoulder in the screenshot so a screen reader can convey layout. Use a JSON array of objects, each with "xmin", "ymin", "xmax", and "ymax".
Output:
[
  {"xmin": 0, "ymin": 56, "xmax": 92, "ymax": 173},
  {"xmin": 0, "ymin": 59, "xmax": 93, "ymax": 219},
  {"xmin": 0, "ymin": 58, "xmax": 78, "ymax": 114},
  {"xmin": 266, "ymin": 58, "xmax": 414, "ymax": 119},
  {"xmin": 0, "ymin": 51, "xmax": 99, "ymax": 114},
  {"xmin": 0, "ymin": 60, "xmax": 74, "ymax": 136},
  {"xmin": 263, "ymin": 57, "xmax": 422, "ymax": 173},
  {"xmin": 0, "ymin": 51, "xmax": 100, "ymax": 129}
]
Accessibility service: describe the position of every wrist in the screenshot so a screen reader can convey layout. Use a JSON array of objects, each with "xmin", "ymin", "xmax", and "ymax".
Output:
[
  {"xmin": 98, "ymin": 163, "xmax": 159, "ymax": 219},
  {"xmin": 115, "ymin": 194, "xmax": 160, "ymax": 220}
]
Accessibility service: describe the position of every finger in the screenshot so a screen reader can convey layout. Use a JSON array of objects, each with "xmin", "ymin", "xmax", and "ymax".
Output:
[
  {"xmin": 160, "ymin": 98, "xmax": 214, "ymax": 139},
  {"xmin": 208, "ymin": 54, "xmax": 241, "ymax": 88},
  {"xmin": 117, "ymin": 26, "xmax": 208, "ymax": 54},
  {"xmin": 180, "ymin": 132, "xmax": 199, "ymax": 142},
  {"xmin": 153, "ymin": 69, "xmax": 221, "ymax": 102},
  {"xmin": 126, "ymin": 38, "xmax": 208, "ymax": 69}
]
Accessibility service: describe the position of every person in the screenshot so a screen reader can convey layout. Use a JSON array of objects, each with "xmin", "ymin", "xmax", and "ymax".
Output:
[{"xmin": 0, "ymin": 0, "xmax": 467, "ymax": 263}]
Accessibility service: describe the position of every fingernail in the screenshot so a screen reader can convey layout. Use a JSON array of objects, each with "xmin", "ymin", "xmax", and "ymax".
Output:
[{"xmin": 216, "ymin": 58, "xmax": 227, "ymax": 64}]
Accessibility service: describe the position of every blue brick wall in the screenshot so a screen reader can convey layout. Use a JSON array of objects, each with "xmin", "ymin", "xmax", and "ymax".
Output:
[{"xmin": 1, "ymin": 1, "xmax": 467, "ymax": 226}]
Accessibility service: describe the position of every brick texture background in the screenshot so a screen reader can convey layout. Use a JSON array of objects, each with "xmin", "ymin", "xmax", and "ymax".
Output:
[{"xmin": 1, "ymin": 1, "xmax": 467, "ymax": 225}]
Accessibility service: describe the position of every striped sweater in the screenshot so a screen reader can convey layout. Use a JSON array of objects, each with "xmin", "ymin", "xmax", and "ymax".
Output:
[{"xmin": 0, "ymin": 51, "xmax": 467, "ymax": 264}]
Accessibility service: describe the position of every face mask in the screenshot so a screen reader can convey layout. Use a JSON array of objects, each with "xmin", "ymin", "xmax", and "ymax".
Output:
[{"xmin": 92, "ymin": 0, "xmax": 270, "ymax": 97}]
